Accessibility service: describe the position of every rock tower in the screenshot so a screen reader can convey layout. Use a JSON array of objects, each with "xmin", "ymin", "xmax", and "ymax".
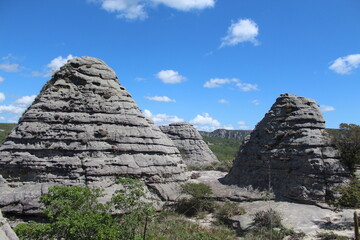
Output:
[
  {"xmin": 225, "ymin": 94, "xmax": 350, "ymax": 202},
  {"xmin": 0, "ymin": 57, "xmax": 187, "ymax": 214},
  {"xmin": 160, "ymin": 122, "xmax": 219, "ymax": 167}
]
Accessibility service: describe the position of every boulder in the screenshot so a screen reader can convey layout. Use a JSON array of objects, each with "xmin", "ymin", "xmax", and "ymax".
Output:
[
  {"xmin": 0, "ymin": 210, "xmax": 19, "ymax": 240},
  {"xmin": 0, "ymin": 57, "xmax": 188, "ymax": 215},
  {"xmin": 160, "ymin": 122, "xmax": 219, "ymax": 167},
  {"xmin": 224, "ymin": 94, "xmax": 350, "ymax": 202}
]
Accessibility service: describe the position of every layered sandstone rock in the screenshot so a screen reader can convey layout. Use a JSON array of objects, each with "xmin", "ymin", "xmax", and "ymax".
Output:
[
  {"xmin": 0, "ymin": 210, "xmax": 19, "ymax": 240},
  {"xmin": 0, "ymin": 57, "xmax": 187, "ymax": 214},
  {"xmin": 160, "ymin": 122, "xmax": 219, "ymax": 167},
  {"xmin": 225, "ymin": 94, "xmax": 350, "ymax": 202}
]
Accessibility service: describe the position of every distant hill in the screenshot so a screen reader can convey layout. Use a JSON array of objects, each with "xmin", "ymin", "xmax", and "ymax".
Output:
[
  {"xmin": 199, "ymin": 129, "xmax": 252, "ymax": 141},
  {"xmin": 0, "ymin": 123, "xmax": 16, "ymax": 144}
]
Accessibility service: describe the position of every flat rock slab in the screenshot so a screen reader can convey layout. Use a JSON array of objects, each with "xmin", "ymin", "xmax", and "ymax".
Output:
[
  {"xmin": 187, "ymin": 171, "xmax": 270, "ymax": 201},
  {"xmin": 231, "ymin": 201, "xmax": 358, "ymax": 239}
]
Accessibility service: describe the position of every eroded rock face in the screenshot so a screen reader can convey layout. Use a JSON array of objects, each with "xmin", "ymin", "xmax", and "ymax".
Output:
[
  {"xmin": 0, "ymin": 57, "xmax": 188, "ymax": 214},
  {"xmin": 160, "ymin": 122, "xmax": 219, "ymax": 167},
  {"xmin": 225, "ymin": 94, "xmax": 350, "ymax": 202},
  {"xmin": 0, "ymin": 210, "xmax": 19, "ymax": 240}
]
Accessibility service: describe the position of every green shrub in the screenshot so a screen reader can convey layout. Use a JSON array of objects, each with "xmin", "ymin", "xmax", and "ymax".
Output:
[
  {"xmin": 331, "ymin": 123, "xmax": 360, "ymax": 172},
  {"xmin": 317, "ymin": 232, "xmax": 349, "ymax": 240},
  {"xmin": 15, "ymin": 177, "xmax": 154, "ymax": 240},
  {"xmin": 175, "ymin": 183, "xmax": 217, "ymax": 217},
  {"xmin": 214, "ymin": 202, "xmax": 245, "ymax": 224},
  {"xmin": 334, "ymin": 179, "xmax": 360, "ymax": 208},
  {"xmin": 243, "ymin": 209, "xmax": 305, "ymax": 240},
  {"xmin": 252, "ymin": 208, "xmax": 283, "ymax": 229}
]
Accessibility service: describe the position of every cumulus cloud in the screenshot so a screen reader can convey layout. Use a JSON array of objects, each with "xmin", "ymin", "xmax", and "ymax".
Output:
[
  {"xmin": 0, "ymin": 76, "xmax": 4, "ymax": 83},
  {"xmin": 0, "ymin": 63, "xmax": 20, "ymax": 72},
  {"xmin": 236, "ymin": 82, "xmax": 258, "ymax": 92},
  {"xmin": 203, "ymin": 78, "xmax": 259, "ymax": 91},
  {"xmin": 237, "ymin": 120, "xmax": 250, "ymax": 130},
  {"xmin": 190, "ymin": 113, "xmax": 221, "ymax": 131},
  {"xmin": 0, "ymin": 105, "xmax": 26, "ymax": 115},
  {"xmin": 0, "ymin": 95, "xmax": 37, "ymax": 118},
  {"xmin": 0, "ymin": 93, "xmax": 5, "ymax": 102},
  {"xmin": 329, "ymin": 54, "xmax": 360, "ymax": 74},
  {"xmin": 251, "ymin": 99, "xmax": 260, "ymax": 105},
  {"xmin": 143, "ymin": 109, "xmax": 184, "ymax": 125},
  {"xmin": 218, "ymin": 99, "xmax": 229, "ymax": 104},
  {"xmin": 92, "ymin": 0, "xmax": 214, "ymax": 20},
  {"xmin": 156, "ymin": 70, "xmax": 186, "ymax": 84},
  {"xmin": 15, "ymin": 95, "xmax": 37, "ymax": 106},
  {"xmin": 320, "ymin": 105, "xmax": 335, "ymax": 112},
  {"xmin": 45, "ymin": 54, "xmax": 76, "ymax": 77},
  {"xmin": 144, "ymin": 96, "xmax": 176, "ymax": 102},
  {"xmin": 203, "ymin": 78, "xmax": 238, "ymax": 88},
  {"xmin": 153, "ymin": 0, "xmax": 215, "ymax": 11},
  {"xmin": 223, "ymin": 124, "xmax": 234, "ymax": 130},
  {"xmin": 220, "ymin": 19, "xmax": 259, "ymax": 48}
]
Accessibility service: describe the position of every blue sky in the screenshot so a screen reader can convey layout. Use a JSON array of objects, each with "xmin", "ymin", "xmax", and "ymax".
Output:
[{"xmin": 0, "ymin": 0, "xmax": 359, "ymax": 131}]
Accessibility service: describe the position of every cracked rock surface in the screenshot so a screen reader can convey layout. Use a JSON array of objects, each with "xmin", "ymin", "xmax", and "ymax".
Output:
[
  {"xmin": 0, "ymin": 57, "xmax": 188, "ymax": 215},
  {"xmin": 160, "ymin": 122, "xmax": 219, "ymax": 167},
  {"xmin": 225, "ymin": 94, "xmax": 350, "ymax": 202}
]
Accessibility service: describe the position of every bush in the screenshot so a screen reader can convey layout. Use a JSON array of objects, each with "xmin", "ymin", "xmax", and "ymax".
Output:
[
  {"xmin": 175, "ymin": 183, "xmax": 217, "ymax": 217},
  {"xmin": 334, "ymin": 179, "xmax": 360, "ymax": 208},
  {"xmin": 243, "ymin": 209, "xmax": 304, "ymax": 240},
  {"xmin": 317, "ymin": 232, "xmax": 349, "ymax": 240},
  {"xmin": 15, "ymin": 177, "xmax": 154, "ymax": 240},
  {"xmin": 146, "ymin": 212, "xmax": 237, "ymax": 240},
  {"xmin": 252, "ymin": 208, "xmax": 283, "ymax": 229},
  {"xmin": 331, "ymin": 123, "xmax": 360, "ymax": 172},
  {"xmin": 214, "ymin": 202, "xmax": 245, "ymax": 224}
]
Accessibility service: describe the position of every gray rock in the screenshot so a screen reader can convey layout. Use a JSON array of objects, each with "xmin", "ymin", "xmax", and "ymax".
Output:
[
  {"xmin": 0, "ymin": 210, "xmax": 19, "ymax": 240},
  {"xmin": 199, "ymin": 129, "xmax": 252, "ymax": 141},
  {"xmin": 160, "ymin": 122, "xmax": 219, "ymax": 167},
  {"xmin": 230, "ymin": 201, "xmax": 357, "ymax": 239},
  {"xmin": 0, "ymin": 57, "xmax": 188, "ymax": 215},
  {"xmin": 225, "ymin": 94, "xmax": 350, "ymax": 202}
]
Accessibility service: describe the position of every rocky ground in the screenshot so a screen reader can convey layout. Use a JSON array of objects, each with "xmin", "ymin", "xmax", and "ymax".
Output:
[{"xmin": 189, "ymin": 170, "xmax": 359, "ymax": 239}]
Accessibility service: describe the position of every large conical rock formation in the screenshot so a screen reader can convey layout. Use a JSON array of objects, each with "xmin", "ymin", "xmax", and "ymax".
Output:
[
  {"xmin": 160, "ymin": 122, "xmax": 219, "ymax": 167},
  {"xmin": 225, "ymin": 94, "xmax": 350, "ymax": 202},
  {"xmin": 0, "ymin": 57, "xmax": 187, "ymax": 214}
]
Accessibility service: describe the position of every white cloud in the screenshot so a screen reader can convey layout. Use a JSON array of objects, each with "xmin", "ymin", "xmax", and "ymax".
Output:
[
  {"xmin": 329, "ymin": 54, "xmax": 360, "ymax": 74},
  {"xmin": 236, "ymin": 82, "xmax": 258, "ymax": 92},
  {"xmin": 0, "ymin": 93, "xmax": 5, "ymax": 102},
  {"xmin": 0, "ymin": 116, "xmax": 4, "ymax": 121},
  {"xmin": 0, "ymin": 105, "xmax": 26, "ymax": 115},
  {"xmin": 45, "ymin": 54, "xmax": 76, "ymax": 77},
  {"xmin": 237, "ymin": 121, "xmax": 250, "ymax": 130},
  {"xmin": 91, "ymin": 0, "xmax": 214, "ymax": 20},
  {"xmin": 0, "ymin": 63, "xmax": 20, "ymax": 72},
  {"xmin": 15, "ymin": 95, "xmax": 37, "ymax": 106},
  {"xmin": 220, "ymin": 19, "xmax": 259, "ymax": 48},
  {"xmin": 223, "ymin": 124, "xmax": 234, "ymax": 130},
  {"xmin": 320, "ymin": 105, "xmax": 335, "ymax": 112},
  {"xmin": 0, "ymin": 94, "xmax": 37, "ymax": 116},
  {"xmin": 156, "ymin": 70, "xmax": 186, "ymax": 84},
  {"xmin": 101, "ymin": 0, "xmax": 147, "ymax": 20},
  {"xmin": 135, "ymin": 77, "xmax": 146, "ymax": 81},
  {"xmin": 190, "ymin": 113, "xmax": 221, "ymax": 131},
  {"xmin": 203, "ymin": 78, "xmax": 238, "ymax": 88},
  {"xmin": 143, "ymin": 109, "xmax": 184, "ymax": 125},
  {"xmin": 218, "ymin": 99, "xmax": 229, "ymax": 104},
  {"xmin": 144, "ymin": 96, "xmax": 176, "ymax": 102},
  {"xmin": 204, "ymin": 78, "xmax": 259, "ymax": 91},
  {"xmin": 0, "ymin": 76, "xmax": 4, "ymax": 83},
  {"xmin": 153, "ymin": 0, "xmax": 215, "ymax": 11},
  {"xmin": 252, "ymin": 99, "xmax": 260, "ymax": 105}
]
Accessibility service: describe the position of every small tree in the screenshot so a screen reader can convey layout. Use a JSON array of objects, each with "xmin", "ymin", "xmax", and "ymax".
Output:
[
  {"xmin": 15, "ymin": 177, "xmax": 154, "ymax": 240},
  {"xmin": 332, "ymin": 123, "xmax": 360, "ymax": 172}
]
